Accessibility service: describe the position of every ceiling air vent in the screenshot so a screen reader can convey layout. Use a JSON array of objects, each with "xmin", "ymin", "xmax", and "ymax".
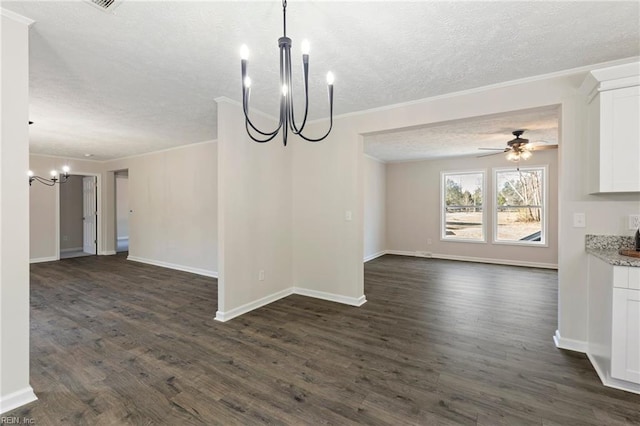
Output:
[{"xmin": 85, "ymin": 0, "xmax": 123, "ymax": 13}]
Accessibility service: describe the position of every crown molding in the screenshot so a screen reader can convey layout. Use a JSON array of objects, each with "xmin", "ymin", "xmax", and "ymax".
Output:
[{"xmin": 1, "ymin": 8, "xmax": 35, "ymax": 26}]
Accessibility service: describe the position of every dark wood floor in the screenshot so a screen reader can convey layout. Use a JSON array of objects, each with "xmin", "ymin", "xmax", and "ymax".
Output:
[{"xmin": 4, "ymin": 254, "xmax": 639, "ymax": 425}]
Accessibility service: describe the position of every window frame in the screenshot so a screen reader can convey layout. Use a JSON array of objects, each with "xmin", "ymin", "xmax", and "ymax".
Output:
[
  {"xmin": 440, "ymin": 169, "xmax": 487, "ymax": 244},
  {"xmin": 492, "ymin": 165, "xmax": 548, "ymax": 247}
]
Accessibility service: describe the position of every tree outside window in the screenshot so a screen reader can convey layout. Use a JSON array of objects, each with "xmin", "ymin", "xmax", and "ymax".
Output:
[
  {"xmin": 494, "ymin": 167, "xmax": 546, "ymax": 244},
  {"xmin": 441, "ymin": 171, "xmax": 485, "ymax": 241}
]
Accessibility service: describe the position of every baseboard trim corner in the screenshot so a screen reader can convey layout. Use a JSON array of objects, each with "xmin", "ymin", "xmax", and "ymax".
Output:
[
  {"xmin": 215, "ymin": 287, "xmax": 294, "ymax": 322},
  {"xmin": 127, "ymin": 256, "xmax": 218, "ymax": 278},
  {"xmin": 293, "ymin": 287, "xmax": 367, "ymax": 307},
  {"xmin": 553, "ymin": 329, "xmax": 587, "ymax": 353},
  {"xmin": 100, "ymin": 250, "xmax": 117, "ymax": 256},
  {"xmin": 364, "ymin": 251, "xmax": 386, "ymax": 263},
  {"xmin": 29, "ymin": 256, "xmax": 58, "ymax": 264},
  {"xmin": 586, "ymin": 353, "xmax": 640, "ymax": 395},
  {"xmin": 0, "ymin": 386, "xmax": 37, "ymax": 415}
]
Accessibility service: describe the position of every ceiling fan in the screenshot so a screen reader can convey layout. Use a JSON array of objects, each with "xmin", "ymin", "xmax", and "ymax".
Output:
[{"xmin": 478, "ymin": 130, "xmax": 557, "ymax": 162}]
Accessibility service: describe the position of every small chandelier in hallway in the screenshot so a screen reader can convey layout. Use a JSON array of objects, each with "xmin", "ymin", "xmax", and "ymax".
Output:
[
  {"xmin": 28, "ymin": 166, "xmax": 70, "ymax": 186},
  {"xmin": 240, "ymin": 0, "xmax": 334, "ymax": 146}
]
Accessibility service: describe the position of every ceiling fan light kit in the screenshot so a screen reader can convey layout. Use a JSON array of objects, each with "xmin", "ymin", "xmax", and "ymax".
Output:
[
  {"xmin": 479, "ymin": 129, "xmax": 557, "ymax": 164},
  {"xmin": 240, "ymin": 0, "xmax": 334, "ymax": 146}
]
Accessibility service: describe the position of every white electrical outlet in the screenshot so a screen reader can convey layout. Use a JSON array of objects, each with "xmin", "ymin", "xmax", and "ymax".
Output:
[
  {"xmin": 427, "ymin": 238, "xmax": 433, "ymax": 245},
  {"xmin": 258, "ymin": 270, "xmax": 265, "ymax": 281},
  {"xmin": 629, "ymin": 214, "xmax": 640, "ymax": 230},
  {"xmin": 573, "ymin": 213, "xmax": 586, "ymax": 228}
]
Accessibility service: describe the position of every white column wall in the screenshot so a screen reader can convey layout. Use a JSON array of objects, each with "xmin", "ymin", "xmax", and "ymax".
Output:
[
  {"xmin": 216, "ymin": 99, "xmax": 293, "ymax": 320},
  {"xmin": 0, "ymin": 11, "xmax": 37, "ymax": 414},
  {"xmin": 363, "ymin": 155, "xmax": 386, "ymax": 262},
  {"xmin": 291, "ymin": 120, "xmax": 366, "ymax": 301}
]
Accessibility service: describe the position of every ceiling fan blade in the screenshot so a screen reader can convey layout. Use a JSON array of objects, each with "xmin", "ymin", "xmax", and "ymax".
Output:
[
  {"xmin": 478, "ymin": 147, "xmax": 507, "ymax": 151},
  {"xmin": 533, "ymin": 145, "xmax": 558, "ymax": 151},
  {"xmin": 476, "ymin": 151, "xmax": 504, "ymax": 158}
]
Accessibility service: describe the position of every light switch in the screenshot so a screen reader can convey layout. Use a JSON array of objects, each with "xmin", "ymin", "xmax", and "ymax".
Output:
[
  {"xmin": 573, "ymin": 213, "xmax": 586, "ymax": 228},
  {"xmin": 345, "ymin": 210, "xmax": 353, "ymax": 221}
]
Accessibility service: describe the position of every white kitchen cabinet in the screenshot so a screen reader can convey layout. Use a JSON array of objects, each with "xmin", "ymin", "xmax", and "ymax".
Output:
[
  {"xmin": 581, "ymin": 62, "xmax": 640, "ymax": 193},
  {"xmin": 611, "ymin": 285, "xmax": 640, "ymax": 383},
  {"xmin": 587, "ymin": 255, "xmax": 640, "ymax": 394}
]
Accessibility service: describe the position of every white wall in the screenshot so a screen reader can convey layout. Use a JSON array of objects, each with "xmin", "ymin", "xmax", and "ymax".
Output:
[
  {"xmin": 29, "ymin": 142, "xmax": 218, "ymax": 276},
  {"xmin": 216, "ymin": 99, "xmax": 292, "ymax": 320},
  {"xmin": 363, "ymin": 155, "xmax": 386, "ymax": 262},
  {"xmin": 556, "ymin": 94, "xmax": 640, "ymax": 347},
  {"xmin": 104, "ymin": 141, "xmax": 218, "ymax": 277},
  {"xmin": 0, "ymin": 11, "xmax": 37, "ymax": 414},
  {"xmin": 325, "ymin": 62, "xmax": 638, "ymax": 350},
  {"xmin": 29, "ymin": 155, "xmax": 103, "ymax": 261},
  {"xmin": 384, "ymin": 149, "xmax": 559, "ymax": 268},
  {"xmin": 291, "ymin": 120, "xmax": 366, "ymax": 302}
]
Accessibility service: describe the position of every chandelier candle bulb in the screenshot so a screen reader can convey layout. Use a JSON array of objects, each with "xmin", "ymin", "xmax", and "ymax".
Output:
[
  {"xmin": 50, "ymin": 170, "xmax": 58, "ymax": 177},
  {"xmin": 301, "ymin": 39, "xmax": 310, "ymax": 55},
  {"xmin": 240, "ymin": 44, "xmax": 249, "ymax": 60},
  {"xmin": 27, "ymin": 170, "xmax": 34, "ymax": 177},
  {"xmin": 326, "ymin": 71, "xmax": 335, "ymax": 85}
]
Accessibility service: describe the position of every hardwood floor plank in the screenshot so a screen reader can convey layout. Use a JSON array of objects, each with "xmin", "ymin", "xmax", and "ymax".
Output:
[{"xmin": 4, "ymin": 254, "xmax": 639, "ymax": 425}]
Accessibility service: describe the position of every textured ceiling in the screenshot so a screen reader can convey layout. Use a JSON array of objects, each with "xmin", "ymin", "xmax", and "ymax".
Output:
[
  {"xmin": 363, "ymin": 105, "xmax": 559, "ymax": 162},
  {"xmin": 2, "ymin": 1, "xmax": 639, "ymax": 160}
]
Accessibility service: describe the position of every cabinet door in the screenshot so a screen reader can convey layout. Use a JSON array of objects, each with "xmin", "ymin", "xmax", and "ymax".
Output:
[
  {"xmin": 600, "ymin": 85, "xmax": 640, "ymax": 192},
  {"xmin": 612, "ymin": 288, "xmax": 640, "ymax": 383}
]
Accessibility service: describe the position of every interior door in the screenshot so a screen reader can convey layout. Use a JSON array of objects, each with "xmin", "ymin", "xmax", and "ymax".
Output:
[{"xmin": 83, "ymin": 176, "xmax": 97, "ymax": 254}]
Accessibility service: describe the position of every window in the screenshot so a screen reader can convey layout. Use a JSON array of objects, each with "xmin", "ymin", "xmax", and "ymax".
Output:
[
  {"xmin": 441, "ymin": 171, "xmax": 485, "ymax": 242},
  {"xmin": 494, "ymin": 167, "xmax": 546, "ymax": 245}
]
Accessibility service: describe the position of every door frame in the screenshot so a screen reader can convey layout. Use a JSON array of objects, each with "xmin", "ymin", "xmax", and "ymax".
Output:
[{"xmin": 55, "ymin": 172, "xmax": 103, "ymax": 260}]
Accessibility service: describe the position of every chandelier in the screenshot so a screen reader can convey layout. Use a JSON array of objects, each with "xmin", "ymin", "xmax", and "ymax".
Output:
[
  {"xmin": 240, "ymin": 0, "xmax": 334, "ymax": 146},
  {"xmin": 28, "ymin": 166, "xmax": 70, "ymax": 186}
]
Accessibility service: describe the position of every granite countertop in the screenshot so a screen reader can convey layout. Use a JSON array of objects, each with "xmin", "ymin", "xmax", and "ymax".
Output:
[{"xmin": 585, "ymin": 234, "xmax": 640, "ymax": 267}]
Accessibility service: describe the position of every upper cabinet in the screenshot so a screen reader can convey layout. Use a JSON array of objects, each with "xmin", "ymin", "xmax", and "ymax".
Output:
[{"xmin": 580, "ymin": 62, "xmax": 640, "ymax": 193}]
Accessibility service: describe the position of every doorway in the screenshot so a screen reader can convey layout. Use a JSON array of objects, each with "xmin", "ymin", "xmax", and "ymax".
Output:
[
  {"xmin": 59, "ymin": 174, "xmax": 98, "ymax": 259},
  {"xmin": 115, "ymin": 170, "xmax": 129, "ymax": 253}
]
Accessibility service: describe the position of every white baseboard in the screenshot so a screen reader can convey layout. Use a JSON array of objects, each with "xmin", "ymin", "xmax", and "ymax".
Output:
[
  {"xmin": 0, "ymin": 386, "xmax": 37, "ymax": 415},
  {"xmin": 385, "ymin": 250, "xmax": 558, "ymax": 269},
  {"xmin": 29, "ymin": 256, "xmax": 58, "ymax": 264},
  {"xmin": 127, "ymin": 256, "xmax": 218, "ymax": 278},
  {"xmin": 100, "ymin": 250, "xmax": 116, "ymax": 256},
  {"xmin": 386, "ymin": 250, "xmax": 420, "ymax": 257},
  {"xmin": 215, "ymin": 287, "xmax": 367, "ymax": 322},
  {"xmin": 553, "ymin": 329, "xmax": 588, "ymax": 353},
  {"xmin": 293, "ymin": 287, "xmax": 367, "ymax": 307},
  {"xmin": 587, "ymin": 353, "xmax": 640, "ymax": 395},
  {"xmin": 434, "ymin": 253, "xmax": 558, "ymax": 269},
  {"xmin": 363, "ymin": 251, "xmax": 386, "ymax": 263},
  {"xmin": 60, "ymin": 247, "xmax": 83, "ymax": 253},
  {"xmin": 215, "ymin": 287, "xmax": 293, "ymax": 322}
]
